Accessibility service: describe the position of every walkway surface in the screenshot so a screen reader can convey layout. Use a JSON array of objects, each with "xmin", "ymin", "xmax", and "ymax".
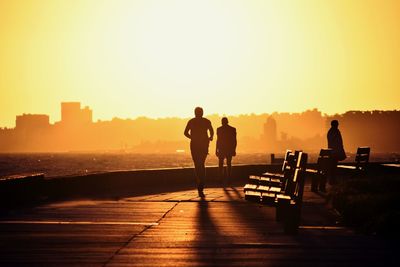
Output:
[{"xmin": 0, "ymin": 185, "xmax": 396, "ymax": 266}]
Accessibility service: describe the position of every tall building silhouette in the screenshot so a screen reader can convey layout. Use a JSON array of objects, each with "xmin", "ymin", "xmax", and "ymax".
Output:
[
  {"xmin": 262, "ymin": 116, "xmax": 278, "ymax": 152},
  {"xmin": 61, "ymin": 102, "xmax": 92, "ymax": 126}
]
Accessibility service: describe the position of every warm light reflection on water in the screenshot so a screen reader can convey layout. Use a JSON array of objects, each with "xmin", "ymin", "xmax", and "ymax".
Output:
[
  {"xmin": 0, "ymin": 153, "xmax": 270, "ymax": 178},
  {"xmin": 0, "ymin": 152, "xmax": 397, "ymax": 178}
]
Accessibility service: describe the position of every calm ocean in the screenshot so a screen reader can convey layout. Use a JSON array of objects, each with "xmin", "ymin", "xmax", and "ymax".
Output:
[
  {"xmin": 0, "ymin": 153, "xmax": 270, "ymax": 178},
  {"xmin": 1, "ymin": 152, "xmax": 396, "ymax": 178}
]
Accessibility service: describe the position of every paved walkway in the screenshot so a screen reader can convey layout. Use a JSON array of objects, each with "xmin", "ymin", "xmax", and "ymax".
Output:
[{"xmin": 0, "ymin": 185, "xmax": 396, "ymax": 266}]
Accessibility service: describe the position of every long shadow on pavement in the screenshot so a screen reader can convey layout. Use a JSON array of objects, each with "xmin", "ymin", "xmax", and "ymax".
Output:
[{"xmin": 194, "ymin": 199, "xmax": 233, "ymax": 266}]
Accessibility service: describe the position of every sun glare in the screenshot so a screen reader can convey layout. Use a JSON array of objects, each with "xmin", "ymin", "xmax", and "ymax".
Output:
[
  {"xmin": 75, "ymin": 0, "xmax": 301, "ymax": 118},
  {"xmin": 79, "ymin": 1, "xmax": 257, "ymax": 109},
  {"xmin": 0, "ymin": 0, "xmax": 399, "ymax": 126}
]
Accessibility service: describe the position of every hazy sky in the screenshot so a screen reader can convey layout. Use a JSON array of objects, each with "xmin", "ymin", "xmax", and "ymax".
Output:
[{"xmin": 1, "ymin": 0, "xmax": 399, "ymax": 127}]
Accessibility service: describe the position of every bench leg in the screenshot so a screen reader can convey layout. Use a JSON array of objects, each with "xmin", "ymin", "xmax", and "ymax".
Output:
[
  {"xmin": 283, "ymin": 204, "xmax": 301, "ymax": 235},
  {"xmin": 276, "ymin": 199, "xmax": 291, "ymax": 222},
  {"xmin": 319, "ymin": 173, "xmax": 327, "ymax": 192},
  {"xmin": 275, "ymin": 206, "xmax": 282, "ymax": 222},
  {"xmin": 311, "ymin": 174, "xmax": 318, "ymax": 192}
]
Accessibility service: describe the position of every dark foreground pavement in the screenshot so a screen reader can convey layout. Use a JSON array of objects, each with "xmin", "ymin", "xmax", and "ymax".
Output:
[{"xmin": 0, "ymin": 185, "xmax": 397, "ymax": 266}]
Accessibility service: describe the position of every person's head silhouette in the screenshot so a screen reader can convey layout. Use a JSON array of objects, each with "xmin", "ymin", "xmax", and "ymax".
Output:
[
  {"xmin": 331, "ymin": 120, "xmax": 339, "ymax": 129},
  {"xmin": 194, "ymin": 107, "xmax": 203, "ymax": 118},
  {"xmin": 221, "ymin": 117, "xmax": 228, "ymax": 126}
]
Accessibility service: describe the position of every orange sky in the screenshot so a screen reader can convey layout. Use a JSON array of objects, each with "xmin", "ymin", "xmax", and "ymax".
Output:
[{"xmin": 1, "ymin": 0, "xmax": 399, "ymax": 127}]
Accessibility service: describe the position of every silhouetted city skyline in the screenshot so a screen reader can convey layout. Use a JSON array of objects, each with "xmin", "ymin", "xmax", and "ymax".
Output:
[{"xmin": 0, "ymin": 102, "xmax": 399, "ymax": 153}]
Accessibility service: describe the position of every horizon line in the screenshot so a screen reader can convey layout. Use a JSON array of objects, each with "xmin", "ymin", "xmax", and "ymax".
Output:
[{"xmin": 2, "ymin": 107, "xmax": 399, "ymax": 129}]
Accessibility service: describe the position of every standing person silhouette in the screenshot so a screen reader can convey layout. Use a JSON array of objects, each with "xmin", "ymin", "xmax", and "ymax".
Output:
[
  {"xmin": 326, "ymin": 119, "xmax": 346, "ymax": 189},
  {"xmin": 216, "ymin": 117, "xmax": 237, "ymax": 185},
  {"xmin": 184, "ymin": 107, "xmax": 214, "ymax": 197}
]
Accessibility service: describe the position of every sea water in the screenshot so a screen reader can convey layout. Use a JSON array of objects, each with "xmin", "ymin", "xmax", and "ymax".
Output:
[
  {"xmin": 0, "ymin": 153, "xmax": 269, "ymax": 178},
  {"xmin": 0, "ymin": 152, "xmax": 396, "ymax": 178}
]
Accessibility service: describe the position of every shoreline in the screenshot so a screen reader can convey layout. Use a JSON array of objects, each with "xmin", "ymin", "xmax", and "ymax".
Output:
[
  {"xmin": 1, "ymin": 162, "xmax": 398, "ymax": 210},
  {"xmin": 0, "ymin": 164, "xmax": 271, "ymax": 210}
]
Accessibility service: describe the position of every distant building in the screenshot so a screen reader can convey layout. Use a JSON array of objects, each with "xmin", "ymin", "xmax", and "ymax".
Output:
[
  {"xmin": 263, "ymin": 116, "xmax": 277, "ymax": 144},
  {"xmin": 61, "ymin": 102, "xmax": 92, "ymax": 126},
  {"xmin": 16, "ymin": 114, "xmax": 50, "ymax": 131},
  {"xmin": 260, "ymin": 116, "xmax": 279, "ymax": 152}
]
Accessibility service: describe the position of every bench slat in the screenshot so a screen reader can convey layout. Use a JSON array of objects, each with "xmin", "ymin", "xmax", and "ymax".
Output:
[
  {"xmin": 337, "ymin": 165, "xmax": 357, "ymax": 170},
  {"xmin": 356, "ymin": 147, "xmax": 370, "ymax": 154}
]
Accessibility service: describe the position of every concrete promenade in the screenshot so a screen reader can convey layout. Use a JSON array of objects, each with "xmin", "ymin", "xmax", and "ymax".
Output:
[{"xmin": 0, "ymin": 185, "xmax": 396, "ymax": 266}]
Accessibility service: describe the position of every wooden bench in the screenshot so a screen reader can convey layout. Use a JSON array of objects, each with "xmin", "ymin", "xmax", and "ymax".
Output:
[
  {"xmin": 244, "ymin": 151, "xmax": 308, "ymax": 234},
  {"xmin": 265, "ymin": 151, "xmax": 308, "ymax": 234},
  {"xmin": 244, "ymin": 150, "xmax": 294, "ymax": 202},
  {"xmin": 337, "ymin": 146, "xmax": 370, "ymax": 172},
  {"xmin": 260, "ymin": 151, "xmax": 304, "ymax": 204},
  {"xmin": 275, "ymin": 164, "xmax": 307, "ymax": 234},
  {"xmin": 307, "ymin": 149, "xmax": 334, "ymax": 192}
]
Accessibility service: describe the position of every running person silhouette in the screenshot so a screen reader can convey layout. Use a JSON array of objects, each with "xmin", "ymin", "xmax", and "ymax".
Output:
[{"xmin": 184, "ymin": 107, "xmax": 214, "ymax": 197}]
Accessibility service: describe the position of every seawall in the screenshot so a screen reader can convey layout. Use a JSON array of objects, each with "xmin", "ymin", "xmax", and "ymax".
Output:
[
  {"xmin": 2, "ymin": 162, "xmax": 398, "ymax": 210},
  {"xmin": 0, "ymin": 164, "xmax": 279, "ymax": 209}
]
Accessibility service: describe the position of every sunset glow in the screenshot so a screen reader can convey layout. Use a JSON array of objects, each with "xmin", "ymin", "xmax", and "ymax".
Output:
[{"xmin": 1, "ymin": 0, "xmax": 399, "ymax": 127}]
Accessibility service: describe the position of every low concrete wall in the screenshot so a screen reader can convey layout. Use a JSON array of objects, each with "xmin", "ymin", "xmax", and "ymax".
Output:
[
  {"xmin": 1, "ymin": 162, "xmax": 398, "ymax": 210},
  {"xmin": 0, "ymin": 164, "xmax": 280, "ymax": 209}
]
